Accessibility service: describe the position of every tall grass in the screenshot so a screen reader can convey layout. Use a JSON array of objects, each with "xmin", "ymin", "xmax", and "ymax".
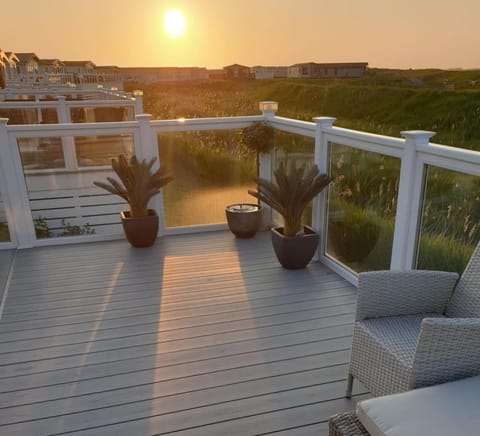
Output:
[{"xmin": 127, "ymin": 76, "xmax": 480, "ymax": 150}]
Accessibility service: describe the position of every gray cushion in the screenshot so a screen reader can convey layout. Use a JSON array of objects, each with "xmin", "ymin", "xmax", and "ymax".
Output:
[{"xmin": 356, "ymin": 375, "xmax": 480, "ymax": 436}]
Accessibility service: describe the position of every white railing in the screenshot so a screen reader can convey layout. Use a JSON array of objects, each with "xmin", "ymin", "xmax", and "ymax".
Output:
[
  {"xmin": 0, "ymin": 89, "xmax": 143, "ymax": 117},
  {"xmin": 1, "ymin": 102, "xmax": 480, "ymax": 286},
  {"xmin": 5, "ymin": 73, "xmax": 123, "ymax": 91}
]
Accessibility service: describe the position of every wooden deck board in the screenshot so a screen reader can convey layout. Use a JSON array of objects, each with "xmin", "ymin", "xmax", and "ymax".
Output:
[{"xmin": 0, "ymin": 230, "xmax": 363, "ymax": 435}]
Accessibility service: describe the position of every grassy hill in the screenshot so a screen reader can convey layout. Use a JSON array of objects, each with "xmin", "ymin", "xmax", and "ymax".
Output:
[{"xmin": 126, "ymin": 68, "xmax": 480, "ymax": 150}]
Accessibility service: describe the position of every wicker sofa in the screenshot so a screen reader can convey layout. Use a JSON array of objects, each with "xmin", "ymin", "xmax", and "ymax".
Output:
[
  {"xmin": 330, "ymin": 375, "xmax": 480, "ymax": 435},
  {"xmin": 346, "ymin": 242, "xmax": 480, "ymax": 398}
]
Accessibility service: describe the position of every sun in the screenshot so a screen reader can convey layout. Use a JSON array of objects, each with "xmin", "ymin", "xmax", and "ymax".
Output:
[{"xmin": 163, "ymin": 9, "xmax": 186, "ymax": 38}]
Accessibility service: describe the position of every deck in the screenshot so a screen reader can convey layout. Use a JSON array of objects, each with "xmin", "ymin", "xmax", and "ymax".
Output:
[{"xmin": 0, "ymin": 231, "xmax": 367, "ymax": 435}]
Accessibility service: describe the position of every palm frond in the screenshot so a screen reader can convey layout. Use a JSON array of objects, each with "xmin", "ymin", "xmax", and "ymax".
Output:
[
  {"xmin": 94, "ymin": 154, "xmax": 173, "ymax": 218},
  {"xmin": 249, "ymin": 161, "xmax": 331, "ymax": 236}
]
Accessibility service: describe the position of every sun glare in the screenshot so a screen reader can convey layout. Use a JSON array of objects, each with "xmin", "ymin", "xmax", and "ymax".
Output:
[{"xmin": 163, "ymin": 9, "xmax": 186, "ymax": 38}]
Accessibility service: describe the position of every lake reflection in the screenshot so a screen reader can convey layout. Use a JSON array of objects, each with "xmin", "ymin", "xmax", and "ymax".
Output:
[{"xmin": 163, "ymin": 184, "xmax": 255, "ymax": 227}]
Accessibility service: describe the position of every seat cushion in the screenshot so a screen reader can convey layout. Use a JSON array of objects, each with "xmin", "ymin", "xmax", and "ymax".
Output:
[
  {"xmin": 356, "ymin": 375, "xmax": 480, "ymax": 436},
  {"xmin": 361, "ymin": 314, "xmax": 444, "ymax": 366}
]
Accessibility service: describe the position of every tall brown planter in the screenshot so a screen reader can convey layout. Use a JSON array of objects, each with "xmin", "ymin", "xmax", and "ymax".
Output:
[
  {"xmin": 121, "ymin": 209, "xmax": 159, "ymax": 248},
  {"xmin": 271, "ymin": 225, "xmax": 319, "ymax": 269}
]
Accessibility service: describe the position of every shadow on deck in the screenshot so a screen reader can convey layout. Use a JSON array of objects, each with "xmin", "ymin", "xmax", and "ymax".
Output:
[{"xmin": 0, "ymin": 231, "xmax": 366, "ymax": 435}]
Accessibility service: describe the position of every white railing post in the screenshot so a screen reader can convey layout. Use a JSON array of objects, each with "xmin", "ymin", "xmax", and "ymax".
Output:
[
  {"xmin": 135, "ymin": 114, "xmax": 166, "ymax": 235},
  {"xmin": 259, "ymin": 101, "xmax": 277, "ymax": 181},
  {"xmin": 56, "ymin": 96, "xmax": 78, "ymax": 169},
  {"xmin": 124, "ymin": 93, "xmax": 135, "ymax": 120},
  {"xmin": 313, "ymin": 117, "xmax": 336, "ymax": 258},
  {"xmin": 133, "ymin": 90, "xmax": 144, "ymax": 115},
  {"xmin": 0, "ymin": 119, "xmax": 36, "ymax": 248},
  {"xmin": 35, "ymin": 96, "xmax": 43, "ymax": 123},
  {"xmin": 259, "ymin": 101, "xmax": 278, "ymax": 227},
  {"xmin": 390, "ymin": 130, "xmax": 435, "ymax": 270}
]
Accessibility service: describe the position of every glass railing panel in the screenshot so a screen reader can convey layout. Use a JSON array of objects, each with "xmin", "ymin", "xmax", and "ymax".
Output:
[
  {"xmin": 17, "ymin": 135, "xmax": 129, "ymax": 239},
  {"xmin": 70, "ymin": 106, "xmax": 134, "ymax": 123},
  {"xmin": 0, "ymin": 189, "xmax": 10, "ymax": 242},
  {"xmin": 326, "ymin": 143, "xmax": 401, "ymax": 272},
  {"xmin": 0, "ymin": 107, "xmax": 58, "ymax": 124},
  {"xmin": 273, "ymin": 131, "xmax": 315, "ymax": 227},
  {"xmin": 40, "ymin": 108, "xmax": 59, "ymax": 124},
  {"xmin": 75, "ymin": 134, "xmax": 134, "ymax": 167},
  {"xmin": 17, "ymin": 137, "xmax": 65, "ymax": 169},
  {"xmin": 0, "ymin": 108, "xmax": 40, "ymax": 124},
  {"xmin": 158, "ymin": 130, "xmax": 255, "ymax": 227},
  {"xmin": 416, "ymin": 166, "xmax": 480, "ymax": 274}
]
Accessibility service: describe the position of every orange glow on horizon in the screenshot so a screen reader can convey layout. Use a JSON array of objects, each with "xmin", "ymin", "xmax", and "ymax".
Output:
[{"xmin": 1, "ymin": 0, "xmax": 480, "ymax": 70}]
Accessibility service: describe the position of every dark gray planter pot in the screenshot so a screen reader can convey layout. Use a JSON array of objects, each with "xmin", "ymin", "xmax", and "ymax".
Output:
[
  {"xmin": 225, "ymin": 203, "xmax": 262, "ymax": 238},
  {"xmin": 271, "ymin": 225, "xmax": 319, "ymax": 269},
  {"xmin": 121, "ymin": 209, "xmax": 159, "ymax": 247}
]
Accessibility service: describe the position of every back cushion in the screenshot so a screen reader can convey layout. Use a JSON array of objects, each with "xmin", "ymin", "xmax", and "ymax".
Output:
[{"xmin": 446, "ymin": 243, "xmax": 480, "ymax": 317}]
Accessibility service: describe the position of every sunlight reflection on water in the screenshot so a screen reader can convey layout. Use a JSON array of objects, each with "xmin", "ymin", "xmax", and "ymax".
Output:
[{"xmin": 164, "ymin": 184, "xmax": 255, "ymax": 227}]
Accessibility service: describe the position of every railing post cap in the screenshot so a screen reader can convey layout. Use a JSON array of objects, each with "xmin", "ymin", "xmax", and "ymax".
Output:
[
  {"xmin": 135, "ymin": 113, "xmax": 152, "ymax": 121},
  {"xmin": 0, "ymin": 118, "xmax": 8, "ymax": 125},
  {"xmin": 313, "ymin": 116, "xmax": 336, "ymax": 126},
  {"xmin": 56, "ymin": 95, "xmax": 66, "ymax": 101},
  {"xmin": 259, "ymin": 101, "xmax": 278, "ymax": 118},
  {"xmin": 401, "ymin": 130, "xmax": 436, "ymax": 145}
]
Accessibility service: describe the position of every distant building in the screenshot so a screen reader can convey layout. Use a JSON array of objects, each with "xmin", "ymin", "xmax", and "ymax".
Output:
[
  {"xmin": 207, "ymin": 69, "xmax": 225, "ymax": 80},
  {"xmin": 62, "ymin": 61, "xmax": 96, "ymax": 74},
  {"xmin": 16, "ymin": 53, "xmax": 40, "ymax": 75},
  {"xmin": 38, "ymin": 59, "xmax": 64, "ymax": 74},
  {"xmin": 118, "ymin": 67, "xmax": 208, "ymax": 83},
  {"xmin": 287, "ymin": 62, "xmax": 368, "ymax": 79},
  {"xmin": 223, "ymin": 64, "xmax": 251, "ymax": 79},
  {"xmin": 5, "ymin": 52, "xmax": 19, "ymax": 81},
  {"xmin": 252, "ymin": 66, "xmax": 288, "ymax": 79}
]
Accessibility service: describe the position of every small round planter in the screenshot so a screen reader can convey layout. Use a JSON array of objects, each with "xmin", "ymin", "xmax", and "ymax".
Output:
[
  {"xmin": 121, "ymin": 209, "xmax": 159, "ymax": 248},
  {"xmin": 225, "ymin": 203, "xmax": 262, "ymax": 239},
  {"xmin": 271, "ymin": 225, "xmax": 319, "ymax": 269}
]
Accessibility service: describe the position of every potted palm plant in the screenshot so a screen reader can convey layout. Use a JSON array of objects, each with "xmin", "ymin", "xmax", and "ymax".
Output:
[
  {"xmin": 225, "ymin": 121, "xmax": 274, "ymax": 238},
  {"xmin": 248, "ymin": 161, "xmax": 332, "ymax": 269},
  {"xmin": 94, "ymin": 154, "xmax": 172, "ymax": 247}
]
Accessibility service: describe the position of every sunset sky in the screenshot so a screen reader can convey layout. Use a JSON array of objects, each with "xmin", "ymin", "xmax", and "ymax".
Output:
[{"xmin": 2, "ymin": 0, "xmax": 480, "ymax": 69}]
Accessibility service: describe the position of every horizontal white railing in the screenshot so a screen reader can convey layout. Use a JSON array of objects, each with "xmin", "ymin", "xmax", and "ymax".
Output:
[
  {"xmin": 0, "ymin": 90, "xmax": 142, "ymax": 125},
  {"xmin": 150, "ymin": 115, "xmax": 264, "ymax": 132},
  {"xmin": 0, "ymin": 100, "xmax": 136, "ymax": 109},
  {"xmin": 0, "ymin": 87, "xmax": 128, "ymax": 100},
  {"xmin": 1, "ymin": 101, "xmax": 480, "ymax": 286}
]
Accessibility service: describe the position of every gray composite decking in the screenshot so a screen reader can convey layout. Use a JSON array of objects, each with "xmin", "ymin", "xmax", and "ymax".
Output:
[{"xmin": 0, "ymin": 231, "xmax": 367, "ymax": 435}]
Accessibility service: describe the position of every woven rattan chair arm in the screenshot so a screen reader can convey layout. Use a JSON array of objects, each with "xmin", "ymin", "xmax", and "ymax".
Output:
[
  {"xmin": 356, "ymin": 270, "xmax": 458, "ymax": 321},
  {"xmin": 413, "ymin": 317, "xmax": 480, "ymax": 387}
]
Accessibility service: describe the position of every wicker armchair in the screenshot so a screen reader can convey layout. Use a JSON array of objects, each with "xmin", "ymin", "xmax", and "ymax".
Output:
[{"xmin": 346, "ymin": 242, "xmax": 480, "ymax": 398}]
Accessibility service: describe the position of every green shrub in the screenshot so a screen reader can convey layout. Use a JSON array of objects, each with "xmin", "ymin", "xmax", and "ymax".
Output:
[
  {"xmin": 34, "ymin": 216, "xmax": 95, "ymax": 239},
  {"xmin": 328, "ymin": 208, "xmax": 380, "ymax": 262}
]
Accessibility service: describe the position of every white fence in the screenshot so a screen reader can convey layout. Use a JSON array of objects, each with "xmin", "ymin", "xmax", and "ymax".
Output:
[{"xmin": 1, "ymin": 102, "xmax": 480, "ymax": 285}]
